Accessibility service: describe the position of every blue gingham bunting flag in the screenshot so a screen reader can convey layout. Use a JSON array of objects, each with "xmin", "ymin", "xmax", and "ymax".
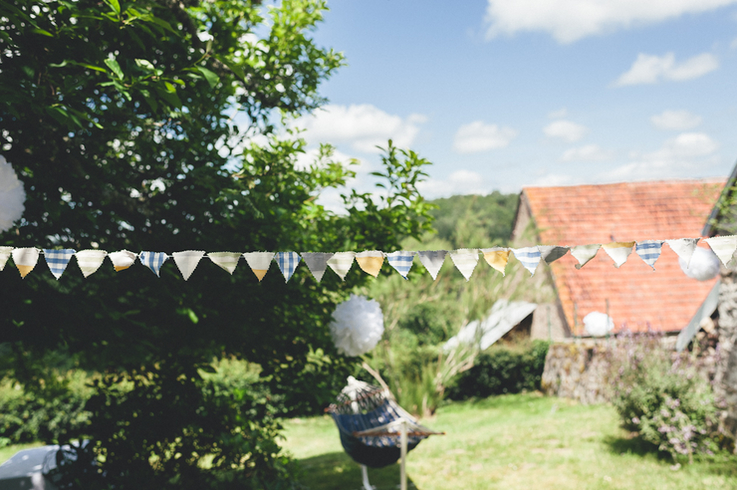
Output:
[
  {"xmin": 44, "ymin": 249, "xmax": 76, "ymax": 279},
  {"xmin": 140, "ymin": 251, "xmax": 168, "ymax": 277},
  {"xmin": 511, "ymin": 246, "xmax": 541, "ymax": 276},
  {"xmin": 274, "ymin": 252, "xmax": 301, "ymax": 282},
  {"xmin": 386, "ymin": 251, "xmax": 416, "ymax": 279},
  {"xmin": 635, "ymin": 240, "xmax": 663, "ymax": 269}
]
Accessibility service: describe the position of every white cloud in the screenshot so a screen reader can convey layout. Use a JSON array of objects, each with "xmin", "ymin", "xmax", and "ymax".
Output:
[
  {"xmin": 544, "ymin": 120, "xmax": 588, "ymax": 143},
  {"xmin": 650, "ymin": 110, "xmax": 702, "ymax": 131},
  {"xmin": 560, "ymin": 144, "xmax": 614, "ymax": 162},
  {"xmin": 614, "ymin": 52, "xmax": 718, "ymax": 86},
  {"xmin": 453, "ymin": 121, "xmax": 517, "ymax": 153},
  {"xmin": 417, "ymin": 170, "xmax": 491, "ymax": 198},
  {"xmin": 531, "ymin": 173, "xmax": 577, "ymax": 187},
  {"xmin": 548, "ymin": 108, "xmax": 568, "ymax": 119},
  {"xmin": 296, "ymin": 104, "xmax": 427, "ymax": 153},
  {"xmin": 484, "ymin": 0, "xmax": 737, "ymax": 44}
]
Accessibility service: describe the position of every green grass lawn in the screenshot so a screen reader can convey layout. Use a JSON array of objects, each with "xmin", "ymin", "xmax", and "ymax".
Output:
[{"xmin": 282, "ymin": 393, "xmax": 737, "ymax": 490}]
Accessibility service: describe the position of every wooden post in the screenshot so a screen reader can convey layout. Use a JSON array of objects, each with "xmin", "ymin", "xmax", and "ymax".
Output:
[{"xmin": 400, "ymin": 420, "xmax": 408, "ymax": 490}]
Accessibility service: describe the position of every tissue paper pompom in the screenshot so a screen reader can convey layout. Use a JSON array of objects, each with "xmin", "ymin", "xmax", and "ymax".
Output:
[
  {"xmin": 329, "ymin": 294, "xmax": 384, "ymax": 357},
  {"xmin": 583, "ymin": 311, "xmax": 614, "ymax": 337},
  {"xmin": 0, "ymin": 156, "xmax": 25, "ymax": 232},
  {"xmin": 679, "ymin": 246, "xmax": 720, "ymax": 281}
]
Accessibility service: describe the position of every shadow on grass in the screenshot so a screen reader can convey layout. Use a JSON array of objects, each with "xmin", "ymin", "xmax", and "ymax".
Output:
[
  {"xmin": 603, "ymin": 433, "xmax": 662, "ymax": 458},
  {"xmin": 294, "ymin": 451, "xmax": 419, "ymax": 490}
]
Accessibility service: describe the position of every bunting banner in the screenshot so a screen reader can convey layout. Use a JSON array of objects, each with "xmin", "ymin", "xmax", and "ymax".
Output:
[
  {"xmin": 43, "ymin": 248, "xmax": 76, "ymax": 280},
  {"xmin": 301, "ymin": 252, "xmax": 334, "ymax": 283},
  {"xmin": 109, "ymin": 250, "xmax": 137, "ymax": 272},
  {"xmin": 571, "ymin": 244, "xmax": 601, "ymax": 269},
  {"xmin": 385, "ymin": 251, "xmax": 416, "ymax": 279},
  {"xmin": 666, "ymin": 238, "xmax": 700, "ymax": 267},
  {"xmin": 511, "ymin": 246, "xmax": 541, "ymax": 276},
  {"xmin": 274, "ymin": 252, "xmax": 301, "ymax": 282},
  {"xmin": 243, "ymin": 252, "xmax": 274, "ymax": 282},
  {"xmin": 140, "ymin": 251, "xmax": 167, "ymax": 277},
  {"xmin": 0, "ymin": 246, "xmax": 12, "ymax": 271},
  {"xmin": 75, "ymin": 249, "xmax": 107, "ymax": 278},
  {"xmin": 355, "ymin": 250, "xmax": 385, "ymax": 278},
  {"xmin": 539, "ymin": 245, "xmax": 569, "ymax": 264},
  {"xmin": 705, "ymin": 236, "xmax": 737, "ymax": 267},
  {"xmin": 12, "ymin": 247, "xmax": 39, "ymax": 278},
  {"xmin": 172, "ymin": 250, "xmax": 205, "ymax": 281},
  {"xmin": 208, "ymin": 252, "xmax": 241, "ymax": 275},
  {"xmin": 449, "ymin": 249, "xmax": 479, "ymax": 281},
  {"xmin": 418, "ymin": 250, "xmax": 447, "ymax": 280},
  {"xmin": 327, "ymin": 251, "xmax": 355, "ymax": 280},
  {"xmin": 482, "ymin": 248, "xmax": 510, "ymax": 276},
  {"xmin": 635, "ymin": 240, "xmax": 663, "ymax": 269},
  {"xmin": 602, "ymin": 241, "xmax": 635, "ymax": 268}
]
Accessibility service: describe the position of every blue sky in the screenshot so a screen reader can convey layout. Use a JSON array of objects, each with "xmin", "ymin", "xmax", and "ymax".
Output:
[{"xmin": 291, "ymin": 0, "xmax": 737, "ymax": 200}]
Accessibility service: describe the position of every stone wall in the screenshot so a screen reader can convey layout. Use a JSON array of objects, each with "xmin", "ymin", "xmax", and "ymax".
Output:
[
  {"xmin": 540, "ymin": 340, "xmax": 612, "ymax": 404},
  {"xmin": 716, "ymin": 271, "xmax": 737, "ymax": 436}
]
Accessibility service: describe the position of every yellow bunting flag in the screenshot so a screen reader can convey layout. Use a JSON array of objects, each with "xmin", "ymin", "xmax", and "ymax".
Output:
[
  {"xmin": 11, "ymin": 247, "xmax": 39, "ymax": 278},
  {"xmin": 482, "ymin": 248, "xmax": 510, "ymax": 276},
  {"xmin": 355, "ymin": 251, "xmax": 384, "ymax": 278},
  {"xmin": 108, "ymin": 250, "xmax": 137, "ymax": 272},
  {"xmin": 243, "ymin": 252, "xmax": 274, "ymax": 282},
  {"xmin": 602, "ymin": 241, "xmax": 635, "ymax": 268}
]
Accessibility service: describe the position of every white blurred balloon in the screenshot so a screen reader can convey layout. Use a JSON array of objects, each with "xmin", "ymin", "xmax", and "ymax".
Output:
[
  {"xmin": 679, "ymin": 246, "xmax": 720, "ymax": 281},
  {"xmin": 0, "ymin": 155, "xmax": 25, "ymax": 232},
  {"xmin": 584, "ymin": 311, "xmax": 614, "ymax": 337},
  {"xmin": 329, "ymin": 294, "xmax": 384, "ymax": 357}
]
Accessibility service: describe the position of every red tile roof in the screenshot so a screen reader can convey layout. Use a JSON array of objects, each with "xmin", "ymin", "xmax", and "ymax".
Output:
[{"xmin": 523, "ymin": 179, "xmax": 724, "ymax": 335}]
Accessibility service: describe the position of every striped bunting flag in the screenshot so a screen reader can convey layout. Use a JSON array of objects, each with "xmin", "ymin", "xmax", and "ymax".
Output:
[
  {"xmin": 301, "ymin": 252, "xmax": 334, "ymax": 282},
  {"xmin": 705, "ymin": 236, "xmax": 737, "ymax": 267},
  {"xmin": 12, "ymin": 247, "xmax": 39, "ymax": 278},
  {"xmin": 140, "ymin": 251, "xmax": 168, "ymax": 277},
  {"xmin": 418, "ymin": 250, "xmax": 447, "ymax": 280},
  {"xmin": 482, "ymin": 248, "xmax": 510, "ymax": 276},
  {"xmin": 571, "ymin": 244, "xmax": 601, "ymax": 269},
  {"xmin": 327, "ymin": 251, "xmax": 355, "ymax": 280},
  {"xmin": 44, "ymin": 249, "xmax": 76, "ymax": 279},
  {"xmin": 538, "ymin": 245, "xmax": 569, "ymax": 264},
  {"xmin": 385, "ymin": 251, "xmax": 416, "ymax": 279},
  {"xmin": 108, "ymin": 250, "xmax": 137, "ymax": 272},
  {"xmin": 208, "ymin": 252, "xmax": 241, "ymax": 275},
  {"xmin": 274, "ymin": 252, "xmax": 301, "ymax": 282},
  {"xmin": 0, "ymin": 246, "xmax": 12, "ymax": 271},
  {"xmin": 511, "ymin": 246, "xmax": 541, "ymax": 276},
  {"xmin": 355, "ymin": 250, "xmax": 384, "ymax": 278},
  {"xmin": 75, "ymin": 249, "xmax": 107, "ymax": 278},
  {"xmin": 449, "ymin": 249, "xmax": 479, "ymax": 281},
  {"xmin": 665, "ymin": 238, "xmax": 699, "ymax": 267},
  {"xmin": 172, "ymin": 250, "xmax": 205, "ymax": 280},
  {"xmin": 635, "ymin": 240, "xmax": 663, "ymax": 269},
  {"xmin": 602, "ymin": 241, "xmax": 635, "ymax": 268},
  {"xmin": 243, "ymin": 252, "xmax": 274, "ymax": 281}
]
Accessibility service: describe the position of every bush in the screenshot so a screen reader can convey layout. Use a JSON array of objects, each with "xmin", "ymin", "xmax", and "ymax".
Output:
[{"xmin": 446, "ymin": 340, "xmax": 550, "ymax": 400}]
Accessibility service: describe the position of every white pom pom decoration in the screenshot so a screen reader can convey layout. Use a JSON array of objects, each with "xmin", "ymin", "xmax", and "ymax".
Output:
[
  {"xmin": 679, "ymin": 246, "xmax": 720, "ymax": 281},
  {"xmin": 0, "ymin": 155, "xmax": 25, "ymax": 232},
  {"xmin": 329, "ymin": 294, "xmax": 384, "ymax": 357},
  {"xmin": 583, "ymin": 311, "xmax": 614, "ymax": 337}
]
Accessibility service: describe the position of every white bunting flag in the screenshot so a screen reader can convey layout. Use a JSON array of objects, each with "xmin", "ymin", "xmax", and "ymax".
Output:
[
  {"xmin": 274, "ymin": 251, "xmax": 301, "ymax": 282},
  {"xmin": 172, "ymin": 250, "xmax": 205, "ymax": 280},
  {"xmin": 44, "ymin": 249, "xmax": 76, "ymax": 279},
  {"xmin": 450, "ymin": 249, "xmax": 480, "ymax": 281},
  {"xmin": 139, "ymin": 251, "xmax": 168, "ymax": 277},
  {"xmin": 602, "ymin": 241, "xmax": 635, "ymax": 268},
  {"xmin": 511, "ymin": 246, "xmax": 542, "ymax": 276},
  {"xmin": 75, "ymin": 249, "xmax": 108, "ymax": 278},
  {"xmin": 108, "ymin": 250, "xmax": 137, "ymax": 272},
  {"xmin": 481, "ymin": 248, "xmax": 510, "ymax": 276},
  {"xmin": 385, "ymin": 251, "xmax": 416, "ymax": 279},
  {"xmin": 327, "ymin": 251, "xmax": 356, "ymax": 280},
  {"xmin": 665, "ymin": 238, "xmax": 700, "ymax": 267},
  {"xmin": 538, "ymin": 245, "xmax": 569, "ymax": 264},
  {"xmin": 243, "ymin": 252, "xmax": 275, "ymax": 282},
  {"xmin": 355, "ymin": 250, "xmax": 384, "ymax": 278},
  {"xmin": 705, "ymin": 236, "xmax": 737, "ymax": 267},
  {"xmin": 301, "ymin": 252, "xmax": 334, "ymax": 282},
  {"xmin": 12, "ymin": 247, "xmax": 39, "ymax": 278},
  {"xmin": 635, "ymin": 240, "xmax": 663, "ymax": 269},
  {"xmin": 418, "ymin": 250, "xmax": 447, "ymax": 280},
  {"xmin": 208, "ymin": 252, "xmax": 241, "ymax": 275},
  {"xmin": 0, "ymin": 246, "xmax": 13, "ymax": 271},
  {"xmin": 571, "ymin": 244, "xmax": 601, "ymax": 269}
]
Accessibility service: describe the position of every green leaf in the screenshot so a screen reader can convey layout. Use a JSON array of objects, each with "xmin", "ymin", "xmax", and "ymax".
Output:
[
  {"xmin": 135, "ymin": 59, "xmax": 155, "ymax": 71},
  {"xmin": 196, "ymin": 67, "xmax": 219, "ymax": 89},
  {"xmin": 105, "ymin": 0, "xmax": 121, "ymax": 15},
  {"xmin": 30, "ymin": 28, "xmax": 53, "ymax": 37},
  {"xmin": 104, "ymin": 58, "xmax": 124, "ymax": 79}
]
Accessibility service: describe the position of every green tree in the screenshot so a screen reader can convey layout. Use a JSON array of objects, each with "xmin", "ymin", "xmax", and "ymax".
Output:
[{"xmin": 0, "ymin": 0, "xmax": 433, "ymax": 487}]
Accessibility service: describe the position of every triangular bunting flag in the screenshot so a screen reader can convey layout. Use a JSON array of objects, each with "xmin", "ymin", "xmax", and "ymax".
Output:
[
  {"xmin": 140, "ymin": 251, "xmax": 168, "ymax": 277},
  {"xmin": 449, "ymin": 249, "xmax": 479, "ymax": 281},
  {"xmin": 108, "ymin": 250, "xmax": 137, "ymax": 272},
  {"xmin": 243, "ymin": 252, "xmax": 275, "ymax": 282},
  {"xmin": 571, "ymin": 244, "xmax": 601, "ymax": 269},
  {"xmin": 0, "ymin": 246, "xmax": 12, "ymax": 271},
  {"xmin": 482, "ymin": 248, "xmax": 510, "ymax": 276},
  {"xmin": 418, "ymin": 250, "xmax": 447, "ymax": 280},
  {"xmin": 705, "ymin": 236, "xmax": 737, "ymax": 267},
  {"xmin": 274, "ymin": 252, "xmax": 301, "ymax": 282},
  {"xmin": 75, "ymin": 249, "xmax": 108, "ymax": 278},
  {"xmin": 12, "ymin": 247, "xmax": 39, "ymax": 278},
  {"xmin": 355, "ymin": 250, "xmax": 384, "ymax": 278},
  {"xmin": 44, "ymin": 249, "xmax": 76, "ymax": 279},
  {"xmin": 511, "ymin": 246, "xmax": 542, "ymax": 276},
  {"xmin": 327, "ymin": 251, "xmax": 356, "ymax": 280},
  {"xmin": 538, "ymin": 245, "xmax": 569, "ymax": 264},
  {"xmin": 385, "ymin": 251, "xmax": 416, "ymax": 279},
  {"xmin": 172, "ymin": 250, "xmax": 205, "ymax": 280},
  {"xmin": 602, "ymin": 241, "xmax": 635, "ymax": 268},
  {"xmin": 665, "ymin": 238, "xmax": 699, "ymax": 267},
  {"xmin": 208, "ymin": 252, "xmax": 241, "ymax": 275},
  {"xmin": 301, "ymin": 252, "xmax": 334, "ymax": 282},
  {"xmin": 635, "ymin": 240, "xmax": 663, "ymax": 270}
]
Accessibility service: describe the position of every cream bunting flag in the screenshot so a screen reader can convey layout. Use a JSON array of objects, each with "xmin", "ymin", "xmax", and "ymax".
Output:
[
  {"xmin": 665, "ymin": 238, "xmax": 699, "ymax": 267},
  {"xmin": 482, "ymin": 248, "xmax": 510, "ymax": 276},
  {"xmin": 301, "ymin": 252, "xmax": 334, "ymax": 282},
  {"xmin": 44, "ymin": 249, "xmax": 76, "ymax": 279},
  {"xmin": 538, "ymin": 245, "xmax": 569, "ymax": 264},
  {"xmin": 208, "ymin": 252, "xmax": 241, "ymax": 275},
  {"xmin": 635, "ymin": 240, "xmax": 663, "ymax": 269},
  {"xmin": 139, "ymin": 251, "xmax": 168, "ymax": 277},
  {"xmin": 355, "ymin": 250, "xmax": 384, "ymax": 278},
  {"xmin": 172, "ymin": 250, "xmax": 205, "ymax": 280},
  {"xmin": 602, "ymin": 241, "xmax": 635, "ymax": 268},
  {"xmin": 274, "ymin": 251, "xmax": 301, "ymax": 282},
  {"xmin": 0, "ymin": 246, "xmax": 13, "ymax": 271},
  {"xmin": 511, "ymin": 246, "xmax": 542, "ymax": 276},
  {"xmin": 327, "ymin": 251, "xmax": 355, "ymax": 280},
  {"xmin": 75, "ymin": 249, "xmax": 108, "ymax": 278},
  {"xmin": 385, "ymin": 251, "xmax": 416, "ymax": 279},
  {"xmin": 449, "ymin": 249, "xmax": 479, "ymax": 281},
  {"xmin": 705, "ymin": 236, "xmax": 737, "ymax": 267},
  {"xmin": 243, "ymin": 252, "xmax": 275, "ymax": 282},
  {"xmin": 108, "ymin": 250, "xmax": 137, "ymax": 272},
  {"xmin": 418, "ymin": 250, "xmax": 447, "ymax": 280},
  {"xmin": 571, "ymin": 244, "xmax": 601, "ymax": 269},
  {"xmin": 12, "ymin": 247, "xmax": 39, "ymax": 278}
]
